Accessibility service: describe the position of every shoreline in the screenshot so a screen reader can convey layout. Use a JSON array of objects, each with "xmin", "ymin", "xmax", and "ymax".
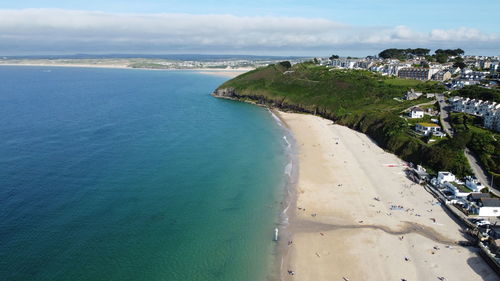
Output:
[
  {"xmin": 266, "ymin": 109, "xmax": 299, "ymax": 281},
  {"xmin": 273, "ymin": 111, "xmax": 497, "ymax": 281},
  {"xmin": 0, "ymin": 63, "xmax": 252, "ymax": 78}
]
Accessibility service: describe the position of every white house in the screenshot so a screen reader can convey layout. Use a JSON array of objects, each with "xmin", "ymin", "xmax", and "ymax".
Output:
[
  {"xmin": 415, "ymin": 123, "xmax": 441, "ymax": 136},
  {"xmin": 437, "ymin": 171, "xmax": 456, "ymax": 185},
  {"xmin": 444, "ymin": 182, "xmax": 470, "ymax": 198},
  {"xmin": 409, "ymin": 107, "xmax": 424, "ymax": 118},
  {"xmin": 465, "ymin": 176, "xmax": 484, "ymax": 192},
  {"xmin": 476, "ymin": 198, "xmax": 500, "ymax": 217}
]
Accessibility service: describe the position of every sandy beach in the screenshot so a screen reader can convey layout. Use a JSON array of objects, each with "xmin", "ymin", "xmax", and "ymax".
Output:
[
  {"xmin": 0, "ymin": 62, "xmax": 251, "ymax": 78},
  {"xmin": 278, "ymin": 111, "xmax": 497, "ymax": 281}
]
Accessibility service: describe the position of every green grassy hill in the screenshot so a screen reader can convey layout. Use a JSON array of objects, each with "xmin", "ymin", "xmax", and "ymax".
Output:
[{"xmin": 214, "ymin": 62, "xmax": 472, "ymax": 177}]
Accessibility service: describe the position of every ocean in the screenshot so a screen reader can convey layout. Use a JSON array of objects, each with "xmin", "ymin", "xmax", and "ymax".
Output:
[{"xmin": 0, "ymin": 66, "xmax": 289, "ymax": 281}]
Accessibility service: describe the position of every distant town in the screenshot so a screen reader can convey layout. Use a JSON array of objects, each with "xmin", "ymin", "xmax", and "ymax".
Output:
[
  {"xmin": 316, "ymin": 48, "xmax": 500, "ymax": 133},
  {"xmin": 317, "ymin": 49, "xmax": 499, "ymax": 89}
]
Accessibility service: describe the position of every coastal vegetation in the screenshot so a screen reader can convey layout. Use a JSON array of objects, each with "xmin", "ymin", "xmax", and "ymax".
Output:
[
  {"xmin": 378, "ymin": 48, "xmax": 431, "ymax": 60},
  {"xmin": 378, "ymin": 48, "xmax": 465, "ymax": 65},
  {"xmin": 449, "ymin": 113, "xmax": 500, "ymax": 188},
  {"xmin": 215, "ymin": 62, "xmax": 471, "ymax": 176}
]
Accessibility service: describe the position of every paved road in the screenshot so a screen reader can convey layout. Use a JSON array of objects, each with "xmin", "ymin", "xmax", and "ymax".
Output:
[
  {"xmin": 464, "ymin": 148, "xmax": 500, "ymax": 196},
  {"xmin": 436, "ymin": 94, "xmax": 454, "ymax": 137}
]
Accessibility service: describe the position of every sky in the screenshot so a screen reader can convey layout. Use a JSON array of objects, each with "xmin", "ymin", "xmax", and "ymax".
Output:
[{"xmin": 1, "ymin": 0, "xmax": 499, "ymax": 56}]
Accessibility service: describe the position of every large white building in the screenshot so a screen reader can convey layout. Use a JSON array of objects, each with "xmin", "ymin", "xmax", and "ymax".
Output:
[
  {"xmin": 449, "ymin": 96, "xmax": 500, "ymax": 132},
  {"xmin": 398, "ymin": 68, "xmax": 440, "ymax": 80},
  {"xmin": 437, "ymin": 171, "xmax": 456, "ymax": 185}
]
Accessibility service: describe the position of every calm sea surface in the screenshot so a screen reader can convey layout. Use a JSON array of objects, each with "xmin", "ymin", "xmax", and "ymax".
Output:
[{"xmin": 0, "ymin": 67, "xmax": 287, "ymax": 281}]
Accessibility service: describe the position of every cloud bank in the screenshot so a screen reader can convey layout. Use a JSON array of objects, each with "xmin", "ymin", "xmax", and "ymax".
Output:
[{"xmin": 0, "ymin": 9, "xmax": 498, "ymax": 55}]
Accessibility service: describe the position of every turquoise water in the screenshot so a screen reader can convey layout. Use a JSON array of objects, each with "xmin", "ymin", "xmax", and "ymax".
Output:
[{"xmin": 0, "ymin": 67, "xmax": 287, "ymax": 281}]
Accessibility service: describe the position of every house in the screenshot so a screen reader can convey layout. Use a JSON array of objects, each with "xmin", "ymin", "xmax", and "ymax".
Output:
[
  {"xmin": 475, "ymin": 198, "xmax": 500, "ymax": 216},
  {"xmin": 398, "ymin": 68, "xmax": 439, "ymax": 80},
  {"xmin": 465, "ymin": 176, "xmax": 484, "ymax": 192},
  {"xmin": 483, "ymin": 108, "xmax": 500, "ymax": 132},
  {"xmin": 467, "ymin": 193, "xmax": 491, "ymax": 203},
  {"xmin": 404, "ymin": 89, "xmax": 423, "ymax": 100},
  {"xmin": 444, "ymin": 182, "xmax": 470, "ymax": 198},
  {"xmin": 415, "ymin": 122, "xmax": 441, "ymax": 136},
  {"xmin": 432, "ymin": 70, "xmax": 452, "ymax": 81},
  {"xmin": 450, "ymin": 67, "xmax": 461, "ymax": 74},
  {"xmin": 437, "ymin": 171, "xmax": 456, "ymax": 185},
  {"xmin": 407, "ymin": 165, "xmax": 429, "ymax": 184},
  {"xmin": 409, "ymin": 107, "xmax": 424, "ymax": 118},
  {"xmin": 461, "ymin": 71, "xmax": 487, "ymax": 81}
]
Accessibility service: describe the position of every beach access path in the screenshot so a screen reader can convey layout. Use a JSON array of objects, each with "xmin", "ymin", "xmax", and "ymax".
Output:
[{"xmin": 278, "ymin": 111, "xmax": 497, "ymax": 281}]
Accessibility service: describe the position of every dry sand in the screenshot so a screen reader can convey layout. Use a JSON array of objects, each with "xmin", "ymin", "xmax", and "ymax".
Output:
[
  {"xmin": 278, "ymin": 111, "xmax": 497, "ymax": 281},
  {"xmin": 0, "ymin": 62, "xmax": 251, "ymax": 78},
  {"xmin": 196, "ymin": 68, "xmax": 252, "ymax": 78}
]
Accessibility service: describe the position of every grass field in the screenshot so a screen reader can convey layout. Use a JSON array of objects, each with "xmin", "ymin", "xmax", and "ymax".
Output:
[{"xmin": 218, "ymin": 62, "xmax": 471, "ymax": 176}]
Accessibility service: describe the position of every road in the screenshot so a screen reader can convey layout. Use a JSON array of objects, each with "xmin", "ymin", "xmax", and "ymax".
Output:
[
  {"xmin": 402, "ymin": 100, "xmax": 437, "ymax": 113},
  {"xmin": 464, "ymin": 148, "xmax": 500, "ymax": 196},
  {"xmin": 436, "ymin": 94, "xmax": 454, "ymax": 137},
  {"xmin": 437, "ymin": 94, "xmax": 500, "ymax": 196}
]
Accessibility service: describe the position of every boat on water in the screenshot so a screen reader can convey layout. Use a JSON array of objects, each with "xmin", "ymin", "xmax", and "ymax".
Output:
[{"xmin": 274, "ymin": 227, "xmax": 279, "ymax": 241}]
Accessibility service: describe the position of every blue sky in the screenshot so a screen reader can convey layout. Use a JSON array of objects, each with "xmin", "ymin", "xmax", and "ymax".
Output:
[{"xmin": 1, "ymin": 1, "xmax": 499, "ymax": 56}]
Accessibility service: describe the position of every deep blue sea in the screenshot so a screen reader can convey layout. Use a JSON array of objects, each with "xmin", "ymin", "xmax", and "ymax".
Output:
[{"xmin": 0, "ymin": 67, "xmax": 288, "ymax": 281}]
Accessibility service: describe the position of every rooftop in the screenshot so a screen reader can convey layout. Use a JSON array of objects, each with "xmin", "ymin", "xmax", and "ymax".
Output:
[
  {"xmin": 481, "ymin": 198, "xmax": 500, "ymax": 207},
  {"xmin": 468, "ymin": 193, "xmax": 491, "ymax": 200}
]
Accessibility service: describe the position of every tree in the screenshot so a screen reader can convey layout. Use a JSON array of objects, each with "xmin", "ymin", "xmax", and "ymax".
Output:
[
  {"xmin": 278, "ymin": 61, "xmax": 292, "ymax": 69},
  {"xmin": 435, "ymin": 53, "xmax": 448, "ymax": 63},
  {"xmin": 329, "ymin": 55, "xmax": 340, "ymax": 60},
  {"xmin": 420, "ymin": 61, "xmax": 430, "ymax": 68},
  {"xmin": 413, "ymin": 48, "xmax": 431, "ymax": 56},
  {"xmin": 453, "ymin": 61, "xmax": 466, "ymax": 69}
]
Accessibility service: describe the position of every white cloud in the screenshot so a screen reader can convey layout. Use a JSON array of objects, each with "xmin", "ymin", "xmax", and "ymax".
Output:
[{"xmin": 0, "ymin": 9, "xmax": 498, "ymax": 55}]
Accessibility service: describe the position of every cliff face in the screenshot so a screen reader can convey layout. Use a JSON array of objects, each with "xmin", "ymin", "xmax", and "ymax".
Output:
[
  {"xmin": 212, "ymin": 87, "xmax": 318, "ymax": 115},
  {"xmin": 211, "ymin": 87, "xmax": 238, "ymax": 99}
]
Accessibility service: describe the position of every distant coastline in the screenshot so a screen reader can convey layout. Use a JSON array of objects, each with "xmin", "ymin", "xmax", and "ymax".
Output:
[{"xmin": 0, "ymin": 62, "xmax": 252, "ymax": 78}]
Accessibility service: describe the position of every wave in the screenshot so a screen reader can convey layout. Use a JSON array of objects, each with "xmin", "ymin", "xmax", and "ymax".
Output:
[{"xmin": 268, "ymin": 109, "xmax": 283, "ymax": 127}]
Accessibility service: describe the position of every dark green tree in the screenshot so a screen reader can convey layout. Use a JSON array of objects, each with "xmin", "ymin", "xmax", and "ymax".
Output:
[
  {"xmin": 278, "ymin": 61, "xmax": 292, "ymax": 69},
  {"xmin": 435, "ymin": 53, "xmax": 448, "ymax": 63}
]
